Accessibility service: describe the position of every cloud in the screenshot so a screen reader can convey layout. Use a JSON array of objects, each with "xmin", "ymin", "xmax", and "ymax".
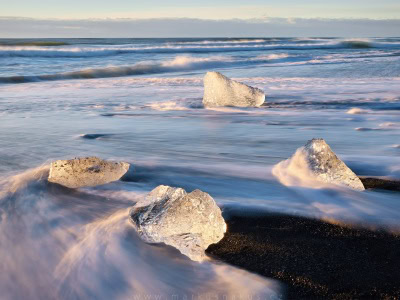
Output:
[{"xmin": 0, "ymin": 17, "xmax": 399, "ymax": 38}]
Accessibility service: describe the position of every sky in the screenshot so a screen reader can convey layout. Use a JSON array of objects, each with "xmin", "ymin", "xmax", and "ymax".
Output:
[{"xmin": 0, "ymin": 0, "xmax": 399, "ymax": 37}]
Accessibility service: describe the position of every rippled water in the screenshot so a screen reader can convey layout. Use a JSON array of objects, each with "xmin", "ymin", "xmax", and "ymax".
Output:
[{"xmin": 1, "ymin": 37, "xmax": 400, "ymax": 299}]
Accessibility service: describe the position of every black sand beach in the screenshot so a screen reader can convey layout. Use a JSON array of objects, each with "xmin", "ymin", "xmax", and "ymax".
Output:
[
  {"xmin": 207, "ymin": 210, "xmax": 400, "ymax": 299},
  {"xmin": 361, "ymin": 177, "xmax": 400, "ymax": 192}
]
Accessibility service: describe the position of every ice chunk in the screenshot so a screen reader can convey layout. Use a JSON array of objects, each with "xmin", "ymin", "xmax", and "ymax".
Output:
[
  {"xmin": 129, "ymin": 185, "xmax": 226, "ymax": 261},
  {"xmin": 203, "ymin": 72, "xmax": 265, "ymax": 107},
  {"xmin": 272, "ymin": 139, "xmax": 365, "ymax": 191},
  {"xmin": 48, "ymin": 157, "xmax": 130, "ymax": 188}
]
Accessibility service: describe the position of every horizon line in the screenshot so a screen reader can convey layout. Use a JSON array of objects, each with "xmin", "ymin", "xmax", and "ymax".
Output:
[{"xmin": 2, "ymin": 16, "xmax": 400, "ymax": 21}]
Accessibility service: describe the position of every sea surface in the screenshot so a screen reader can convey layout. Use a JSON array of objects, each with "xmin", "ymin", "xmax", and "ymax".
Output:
[{"xmin": 1, "ymin": 37, "xmax": 400, "ymax": 299}]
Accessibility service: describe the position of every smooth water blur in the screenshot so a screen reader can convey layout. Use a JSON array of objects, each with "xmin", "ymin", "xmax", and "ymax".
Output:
[{"xmin": 1, "ymin": 37, "xmax": 400, "ymax": 299}]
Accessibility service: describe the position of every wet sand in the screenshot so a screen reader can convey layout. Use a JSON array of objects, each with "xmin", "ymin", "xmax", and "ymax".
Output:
[
  {"xmin": 361, "ymin": 177, "xmax": 400, "ymax": 192},
  {"xmin": 207, "ymin": 209, "xmax": 400, "ymax": 299}
]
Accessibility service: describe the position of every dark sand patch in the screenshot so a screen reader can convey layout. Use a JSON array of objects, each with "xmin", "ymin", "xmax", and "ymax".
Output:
[
  {"xmin": 80, "ymin": 133, "xmax": 114, "ymax": 140},
  {"xmin": 360, "ymin": 177, "xmax": 400, "ymax": 192},
  {"xmin": 207, "ymin": 211, "xmax": 400, "ymax": 299},
  {"xmin": 100, "ymin": 113, "xmax": 147, "ymax": 117}
]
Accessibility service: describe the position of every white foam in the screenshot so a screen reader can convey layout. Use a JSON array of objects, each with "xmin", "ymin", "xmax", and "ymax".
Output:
[
  {"xmin": 379, "ymin": 122, "xmax": 400, "ymax": 128},
  {"xmin": 0, "ymin": 166, "xmax": 282, "ymax": 298},
  {"xmin": 172, "ymin": 39, "xmax": 269, "ymax": 45},
  {"xmin": 0, "ymin": 165, "xmax": 50, "ymax": 198},
  {"xmin": 148, "ymin": 101, "xmax": 190, "ymax": 111},
  {"xmin": 54, "ymin": 208, "xmax": 281, "ymax": 298},
  {"xmin": 272, "ymin": 147, "xmax": 335, "ymax": 189},
  {"xmin": 161, "ymin": 55, "xmax": 233, "ymax": 67},
  {"xmin": 253, "ymin": 53, "xmax": 289, "ymax": 60},
  {"xmin": 347, "ymin": 108, "xmax": 371, "ymax": 114}
]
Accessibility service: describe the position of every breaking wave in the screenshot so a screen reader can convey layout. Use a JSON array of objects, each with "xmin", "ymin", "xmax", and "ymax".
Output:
[
  {"xmin": 0, "ymin": 56, "xmax": 234, "ymax": 84},
  {"xmin": 7, "ymin": 50, "xmax": 393, "ymax": 85},
  {"xmin": 170, "ymin": 38, "xmax": 272, "ymax": 45},
  {"xmin": 0, "ymin": 54, "xmax": 297, "ymax": 84},
  {"xmin": 340, "ymin": 40, "xmax": 374, "ymax": 49},
  {"xmin": 1, "ymin": 39, "xmax": 397, "ymax": 59}
]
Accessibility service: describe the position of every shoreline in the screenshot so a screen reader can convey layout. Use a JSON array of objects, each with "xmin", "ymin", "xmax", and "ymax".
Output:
[{"xmin": 207, "ymin": 209, "xmax": 400, "ymax": 299}]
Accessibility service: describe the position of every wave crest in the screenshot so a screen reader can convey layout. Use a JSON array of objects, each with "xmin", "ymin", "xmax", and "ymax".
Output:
[
  {"xmin": 0, "ymin": 55, "xmax": 232, "ymax": 84},
  {"xmin": 1, "ymin": 38, "xmax": 391, "ymax": 59},
  {"xmin": 341, "ymin": 40, "xmax": 373, "ymax": 49}
]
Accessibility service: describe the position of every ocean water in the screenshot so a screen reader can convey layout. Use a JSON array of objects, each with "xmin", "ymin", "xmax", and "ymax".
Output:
[{"xmin": 1, "ymin": 37, "xmax": 400, "ymax": 299}]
